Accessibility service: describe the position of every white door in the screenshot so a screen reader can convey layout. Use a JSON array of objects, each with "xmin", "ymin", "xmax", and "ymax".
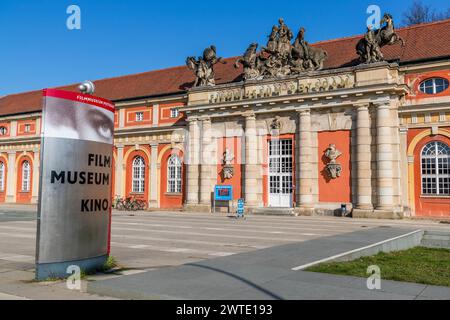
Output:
[{"xmin": 268, "ymin": 139, "xmax": 293, "ymax": 208}]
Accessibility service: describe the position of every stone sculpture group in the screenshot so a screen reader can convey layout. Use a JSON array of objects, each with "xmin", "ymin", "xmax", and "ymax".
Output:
[{"xmin": 186, "ymin": 14, "xmax": 405, "ymax": 87}]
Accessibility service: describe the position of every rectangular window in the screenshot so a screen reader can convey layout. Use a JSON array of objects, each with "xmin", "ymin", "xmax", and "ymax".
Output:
[
  {"xmin": 170, "ymin": 108, "xmax": 179, "ymax": 118},
  {"xmin": 24, "ymin": 124, "xmax": 31, "ymax": 133},
  {"xmin": 135, "ymin": 112, "xmax": 144, "ymax": 122}
]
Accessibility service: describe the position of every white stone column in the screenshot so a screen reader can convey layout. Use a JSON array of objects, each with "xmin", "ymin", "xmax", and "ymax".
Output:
[
  {"xmin": 31, "ymin": 148, "xmax": 40, "ymax": 204},
  {"xmin": 244, "ymin": 112, "xmax": 259, "ymax": 207},
  {"xmin": 149, "ymin": 143, "xmax": 158, "ymax": 208},
  {"xmin": 355, "ymin": 104, "xmax": 373, "ymax": 210},
  {"xmin": 200, "ymin": 117, "xmax": 216, "ymax": 206},
  {"xmin": 375, "ymin": 101, "xmax": 394, "ymax": 211},
  {"xmin": 186, "ymin": 117, "xmax": 200, "ymax": 205},
  {"xmin": 6, "ymin": 151, "xmax": 16, "ymax": 203},
  {"xmin": 298, "ymin": 109, "xmax": 314, "ymax": 209},
  {"xmin": 114, "ymin": 145, "xmax": 124, "ymax": 197},
  {"xmin": 391, "ymin": 106, "xmax": 402, "ymax": 210},
  {"xmin": 399, "ymin": 127, "xmax": 410, "ymax": 213}
]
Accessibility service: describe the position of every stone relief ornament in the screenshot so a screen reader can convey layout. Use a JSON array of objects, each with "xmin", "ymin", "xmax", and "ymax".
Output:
[
  {"xmin": 186, "ymin": 45, "xmax": 225, "ymax": 87},
  {"xmin": 324, "ymin": 144, "xmax": 342, "ymax": 179},
  {"xmin": 269, "ymin": 116, "xmax": 282, "ymax": 135},
  {"xmin": 356, "ymin": 13, "xmax": 405, "ymax": 64},
  {"xmin": 222, "ymin": 148, "xmax": 235, "ymax": 179},
  {"xmin": 234, "ymin": 18, "xmax": 328, "ymax": 80}
]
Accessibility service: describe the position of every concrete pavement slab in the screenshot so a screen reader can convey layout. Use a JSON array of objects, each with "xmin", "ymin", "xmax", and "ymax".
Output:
[{"xmin": 87, "ymin": 227, "xmax": 450, "ymax": 300}]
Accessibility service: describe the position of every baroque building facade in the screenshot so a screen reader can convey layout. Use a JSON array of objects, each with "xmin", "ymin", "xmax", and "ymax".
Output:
[{"xmin": 0, "ymin": 18, "xmax": 449, "ymax": 218}]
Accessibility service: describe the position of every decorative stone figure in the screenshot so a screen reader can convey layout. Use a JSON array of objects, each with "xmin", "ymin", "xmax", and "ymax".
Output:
[
  {"xmin": 186, "ymin": 45, "xmax": 224, "ymax": 87},
  {"xmin": 234, "ymin": 43, "xmax": 264, "ymax": 80},
  {"xmin": 324, "ymin": 144, "xmax": 342, "ymax": 179},
  {"xmin": 356, "ymin": 13, "xmax": 405, "ymax": 64},
  {"xmin": 269, "ymin": 116, "xmax": 282, "ymax": 134},
  {"xmin": 222, "ymin": 148, "xmax": 234, "ymax": 179},
  {"xmin": 235, "ymin": 19, "xmax": 328, "ymax": 81},
  {"xmin": 292, "ymin": 27, "xmax": 328, "ymax": 71}
]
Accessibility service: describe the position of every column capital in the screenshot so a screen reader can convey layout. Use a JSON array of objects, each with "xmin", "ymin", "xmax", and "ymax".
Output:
[
  {"xmin": 372, "ymin": 99, "xmax": 391, "ymax": 108},
  {"xmin": 296, "ymin": 108, "xmax": 311, "ymax": 116},
  {"xmin": 354, "ymin": 103, "xmax": 370, "ymax": 110},
  {"xmin": 399, "ymin": 127, "xmax": 408, "ymax": 134},
  {"xmin": 187, "ymin": 116, "xmax": 199, "ymax": 123},
  {"xmin": 243, "ymin": 111, "xmax": 256, "ymax": 120},
  {"xmin": 200, "ymin": 116, "xmax": 211, "ymax": 124}
]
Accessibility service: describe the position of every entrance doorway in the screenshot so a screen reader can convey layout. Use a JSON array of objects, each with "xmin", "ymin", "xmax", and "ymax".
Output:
[{"xmin": 268, "ymin": 139, "xmax": 293, "ymax": 207}]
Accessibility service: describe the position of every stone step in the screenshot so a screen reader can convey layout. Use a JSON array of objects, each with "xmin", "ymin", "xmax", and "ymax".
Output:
[
  {"xmin": 250, "ymin": 207, "xmax": 295, "ymax": 216},
  {"xmin": 422, "ymin": 234, "xmax": 450, "ymax": 241},
  {"xmin": 423, "ymin": 230, "xmax": 450, "ymax": 237},
  {"xmin": 421, "ymin": 231, "xmax": 450, "ymax": 249},
  {"xmin": 421, "ymin": 239, "xmax": 450, "ymax": 249}
]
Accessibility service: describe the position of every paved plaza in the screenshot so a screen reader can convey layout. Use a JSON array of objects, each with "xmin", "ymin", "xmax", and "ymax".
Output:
[{"xmin": 0, "ymin": 206, "xmax": 449, "ymax": 299}]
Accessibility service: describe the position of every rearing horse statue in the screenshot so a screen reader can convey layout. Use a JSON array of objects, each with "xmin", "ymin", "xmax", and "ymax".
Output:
[
  {"xmin": 378, "ymin": 13, "xmax": 405, "ymax": 47},
  {"xmin": 356, "ymin": 13, "xmax": 405, "ymax": 64}
]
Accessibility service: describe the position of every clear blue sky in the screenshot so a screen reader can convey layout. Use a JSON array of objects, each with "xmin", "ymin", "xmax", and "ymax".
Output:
[{"xmin": 0, "ymin": 0, "xmax": 448, "ymax": 96}]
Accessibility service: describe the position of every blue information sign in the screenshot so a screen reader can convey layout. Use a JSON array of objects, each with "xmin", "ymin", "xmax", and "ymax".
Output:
[
  {"xmin": 237, "ymin": 198, "xmax": 245, "ymax": 218},
  {"xmin": 215, "ymin": 185, "xmax": 233, "ymax": 201}
]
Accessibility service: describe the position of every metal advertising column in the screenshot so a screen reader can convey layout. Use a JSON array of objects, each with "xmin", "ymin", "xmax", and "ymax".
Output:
[{"xmin": 35, "ymin": 88, "xmax": 115, "ymax": 280}]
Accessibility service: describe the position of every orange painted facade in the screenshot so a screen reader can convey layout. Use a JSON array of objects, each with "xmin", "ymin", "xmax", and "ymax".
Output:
[
  {"xmin": 408, "ymin": 128, "xmax": 450, "ymax": 217},
  {"xmin": 158, "ymin": 102, "xmax": 185, "ymax": 125},
  {"xmin": 125, "ymin": 147, "xmax": 150, "ymax": 203},
  {"xmin": 405, "ymin": 69, "xmax": 450, "ymax": 102},
  {"xmin": 16, "ymin": 154, "xmax": 33, "ymax": 203},
  {"xmin": 17, "ymin": 119, "xmax": 37, "ymax": 136},
  {"xmin": 124, "ymin": 106, "xmax": 152, "ymax": 127},
  {"xmin": 0, "ymin": 122, "xmax": 11, "ymax": 137},
  {"xmin": 318, "ymin": 131, "xmax": 352, "ymax": 203},
  {"xmin": 216, "ymin": 137, "xmax": 243, "ymax": 200},
  {"xmin": 159, "ymin": 145, "xmax": 185, "ymax": 209},
  {"xmin": 0, "ymin": 154, "xmax": 7, "ymax": 202}
]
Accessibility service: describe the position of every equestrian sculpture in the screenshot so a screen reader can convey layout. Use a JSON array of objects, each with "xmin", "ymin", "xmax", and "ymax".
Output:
[{"xmin": 356, "ymin": 13, "xmax": 405, "ymax": 64}]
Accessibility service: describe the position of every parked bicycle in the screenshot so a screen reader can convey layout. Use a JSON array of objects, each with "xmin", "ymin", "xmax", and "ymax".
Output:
[{"xmin": 113, "ymin": 195, "xmax": 147, "ymax": 211}]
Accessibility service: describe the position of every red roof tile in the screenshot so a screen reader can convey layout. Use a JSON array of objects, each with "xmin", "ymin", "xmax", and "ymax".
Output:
[{"xmin": 1, "ymin": 19, "xmax": 449, "ymax": 117}]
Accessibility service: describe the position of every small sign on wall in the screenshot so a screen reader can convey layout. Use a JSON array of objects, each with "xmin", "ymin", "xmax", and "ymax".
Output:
[{"xmin": 214, "ymin": 185, "xmax": 233, "ymax": 201}]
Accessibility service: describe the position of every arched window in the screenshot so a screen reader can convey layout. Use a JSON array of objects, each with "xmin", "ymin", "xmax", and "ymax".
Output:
[
  {"xmin": 0, "ymin": 162, "xmax": 4, "ymax": 191},
  {"xmin": 132, "ymin": 156, "xmax": 145, "ymax": 193},
  {"xmin": 167, "ymin": 155, "xmax": 182, "ymax": 193},
  {"xmin": 21, "ymin": 160, "xmax": 31, "ymax": 192},
  {"xmin": 421, "ymin": 141, "xmax": 450, "ymax": 196}
]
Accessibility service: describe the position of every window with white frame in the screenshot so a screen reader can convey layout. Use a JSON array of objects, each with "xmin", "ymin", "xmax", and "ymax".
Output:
[
  {"xmin": 22, "ymin": 161, "xmax": 30, "ymax": 192},
  {"xmin": 24, "ymin": 124, "xmax": 31, "ymax": 133},
  {"xmin": 421, "ymin": 141, "xmax": 450, "ymax": 196},
  {"xmin": 0, "ymin": 127, "xmax": 7, "ymax": 136},
  {"xmin": 167, "ymin": 155, "xmax": 182, "ymax": 193},
  {"xmin": 0, "ymin": 162, "xmax": 4, "ymax": 191},
  {"xmin": 135, "ymin": 112, "xmax": 144, "ymax": 122},
  {"xmin": 170, "ymin": 108, "xmax": 179, "ymax": 118},
  {"xmin": 132, "ymin": 156, "xmax": 145, "ymax": 193},
  {"xmin": 419, "ymin": 78, "xmax": 449, "ymax": 95}
]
